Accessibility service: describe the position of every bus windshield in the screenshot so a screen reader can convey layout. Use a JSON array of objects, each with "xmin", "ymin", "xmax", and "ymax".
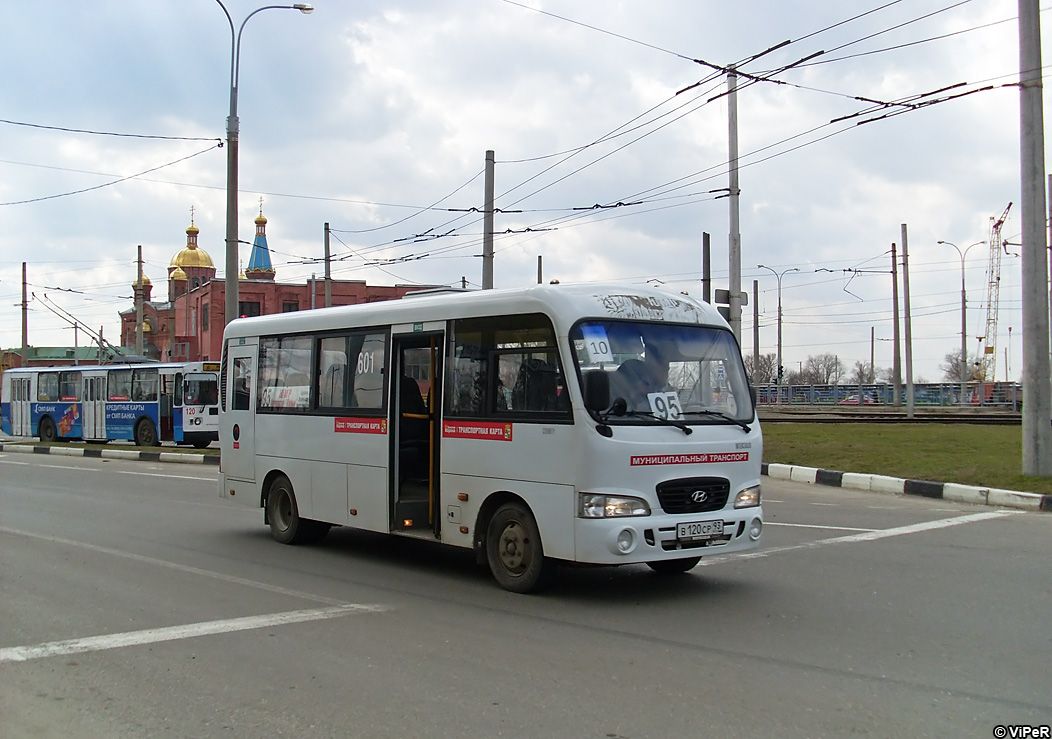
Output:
[{"xmin": 571, "ymin": 320, "xmax": 754, "ymax": 424}]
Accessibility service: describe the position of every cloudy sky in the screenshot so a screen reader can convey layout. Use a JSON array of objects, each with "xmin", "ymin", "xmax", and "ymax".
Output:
[{"xmin": 0, "ymin": 0, "xmax": 1042, "ymax": 381}]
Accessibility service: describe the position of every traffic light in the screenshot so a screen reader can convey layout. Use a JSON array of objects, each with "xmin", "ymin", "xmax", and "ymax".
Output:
[{"xmin": 778, "ymin": 365, "xmax": 784, "ymax": 381}]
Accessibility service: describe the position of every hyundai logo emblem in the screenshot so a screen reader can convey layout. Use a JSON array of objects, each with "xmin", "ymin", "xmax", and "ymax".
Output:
[{"xmin": 691, "ymin": 490, "xmax": 709, "ymax": 503}]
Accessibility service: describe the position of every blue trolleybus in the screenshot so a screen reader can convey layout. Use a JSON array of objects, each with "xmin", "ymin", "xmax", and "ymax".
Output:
[{"xmin": 1, "ymin": 361, "xmax": 220, "ymax": 448}]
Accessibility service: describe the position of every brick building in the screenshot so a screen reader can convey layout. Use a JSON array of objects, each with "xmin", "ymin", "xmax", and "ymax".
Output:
[{"xmin": 120, "ymin": 210, "xmax": 428, "ymax": 362}]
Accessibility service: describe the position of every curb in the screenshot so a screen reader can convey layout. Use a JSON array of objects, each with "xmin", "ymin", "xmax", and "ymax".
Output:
[
  {"xmin": 0, "ymin": 442, "xmax": 220, "ymax": 466},
  {"xmin": 762, "ymin": 462, "xmax": 1051, "ymax": 513},
  {"xmin": 3, "ymin": 440, "xmax": 1047, "ymax": 513}
]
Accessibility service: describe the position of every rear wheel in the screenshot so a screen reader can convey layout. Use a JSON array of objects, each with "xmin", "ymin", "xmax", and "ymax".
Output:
[
  {"xmin": 134, "ymin": 418, "xmax": 158, "ymax": 447},
  {"xmin": 646, "ymin": 557, "xmax": 701, "ymax": 574},
  {"xmin": 38, "ymin": 417, "xmax": 57, "ymax": 443},
  {"xmin": 485, "ymin": 502, "xmax": 554, "ymax": 593},
  {"xmin": 266, "ymin": 475, "xmax": 330, "ymax": 545}
]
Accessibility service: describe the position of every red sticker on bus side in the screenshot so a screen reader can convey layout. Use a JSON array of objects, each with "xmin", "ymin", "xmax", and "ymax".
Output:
[
  {"xmin": 442, "ymin": 421, "xmax": 513, "ymax": 442},
  {"xmin": 335, "ymin": 417, "xmax": 388, "ymax": 434},
  {"xmin": 630, "ymin": 452, "xmax": 749, "ymax": 466}
]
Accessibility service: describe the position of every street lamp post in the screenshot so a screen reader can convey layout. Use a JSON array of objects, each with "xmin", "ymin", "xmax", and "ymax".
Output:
[
  {"xmin": 758, "ymin": 264, "xmax": 799, "ymax": 403},
  {"xmin": 217, "ymin": 1, "xmax": 313, "ymax": 327},
  {"xmin": 937, "ymin": 240, "xmax": 983, "ymax": 404}
]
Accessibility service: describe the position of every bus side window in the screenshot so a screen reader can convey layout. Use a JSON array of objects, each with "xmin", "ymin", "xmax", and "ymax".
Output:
[{"xmin": 233, "ymin": 358, "xmax": 252, "ymax": 411}]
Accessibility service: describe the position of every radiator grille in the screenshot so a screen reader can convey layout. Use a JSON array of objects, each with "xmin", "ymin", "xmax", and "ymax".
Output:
[{"xmin": 655, "ymin": 477, "xmax": 730, "ymax": 514}]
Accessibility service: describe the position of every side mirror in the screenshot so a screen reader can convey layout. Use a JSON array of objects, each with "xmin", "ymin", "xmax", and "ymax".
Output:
[{"xmin": 582, "ymin": 370, "xmax": 611, "ymax": 412}]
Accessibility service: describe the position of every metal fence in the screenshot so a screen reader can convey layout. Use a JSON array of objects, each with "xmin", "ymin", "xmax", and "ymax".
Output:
[{"xmin": 755, "ymin": 382, "xmax": 1022, "ymax": 409}]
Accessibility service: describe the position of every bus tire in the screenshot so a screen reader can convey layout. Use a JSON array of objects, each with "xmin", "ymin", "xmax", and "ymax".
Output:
[
  {"xmin": 485, "ymin": 502, "xmax": 554, "ymax": 593},
  {"xmin": 265, "ymin": 475, "xmax": 330, "ymax": 545},
  {"xmin": 191, "ymin": 438, "xmax": 212, "ymax": 449},
  {"xmin": 134, "ymin": 418, "xmax": 158, "ymax": 447},
  {"xmin": 38, "ymin": 416, "xmax": 57, "ymax": 443},
  {"xmin": 646, "ymin": 557, "xmax": 701, "ymax": 574}
]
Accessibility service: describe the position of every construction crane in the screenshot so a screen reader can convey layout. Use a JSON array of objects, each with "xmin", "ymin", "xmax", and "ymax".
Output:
[{"xmin": 975, "ymin": 202, "xmax": 1012, "ymax": 381}]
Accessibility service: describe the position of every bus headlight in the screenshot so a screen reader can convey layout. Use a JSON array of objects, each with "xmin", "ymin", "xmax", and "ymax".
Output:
[
  {"xmin": 578, "ymin": 494, "xmax": 650, "ymax": 518},
  {"xmin": 734, "ymin": 485, "xmax": 762, "ymax": 509}
]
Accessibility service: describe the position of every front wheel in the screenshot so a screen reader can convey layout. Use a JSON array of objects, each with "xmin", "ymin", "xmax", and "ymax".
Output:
[
  {"xmin": 266, "ymin": 475, "xmax": 330, "ymax": 545},
  {"xmin": 485, "ymin": 502, "xmax": 554, "ymax": 593},
  {"xmin": 646, "ymin": 557, "xmax": 701, "ymax": 574},
  {"xmin": 134, "ymin": 418, "xmax": 158, "ymax": 447}
]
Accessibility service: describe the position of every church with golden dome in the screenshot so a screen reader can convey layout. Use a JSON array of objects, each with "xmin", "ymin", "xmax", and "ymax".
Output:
[{"xmin": 119, "ymin": 208, "xmax": 426, "ymax": 362}]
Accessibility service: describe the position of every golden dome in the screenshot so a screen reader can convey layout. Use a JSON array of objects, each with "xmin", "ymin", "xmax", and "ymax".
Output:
[
  {"xmin": 132, "ymin": 273, "xmax": 152, "ymax": 287},
  {"xmin": 255, "ymin": 212, "xmax": 268, "ymax": 226},
  {"xmin": 169, "ymin": 266, "xmax": 188, "ymax": 281},
  {"xmin": 170, "ymin": 245, "xmax": 214, "ymax": 268},
  {"xmin": 170, "ymin": 219, "xmax": 215, "ymax": 269}
]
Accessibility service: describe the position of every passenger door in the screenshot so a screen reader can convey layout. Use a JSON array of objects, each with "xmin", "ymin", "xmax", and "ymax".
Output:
[
  {"xmin": 223, "ymin": 341, "xmax": 258, "ymax": 482},
  {"xmin": 390, "ymin": 330, "xmax": 443, "ymax": 536},
  {"xmin": 11, "ymin": 377, "xmax": 32, "ymax": 436},
  {"xmin": 81, "ymin": 374, "xmax": 107, "ymax": 440}
]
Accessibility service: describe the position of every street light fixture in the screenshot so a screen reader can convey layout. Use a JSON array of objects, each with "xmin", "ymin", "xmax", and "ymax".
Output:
[
  {"xmin": 217, "ymin": 1, "xmax": 313, "ymax": 327},
  {"xmin": 937, "ymin": 239, "xmax": 984, "ymax": 403},
  {"xmin": 758, "ymin": 264, "xmax": 799, "ymax": 403}
]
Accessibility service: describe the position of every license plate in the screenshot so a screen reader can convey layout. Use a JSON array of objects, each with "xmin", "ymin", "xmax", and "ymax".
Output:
[{"xmin": 677, "ymin": 519, "xmax": 724, "ymax": 541}]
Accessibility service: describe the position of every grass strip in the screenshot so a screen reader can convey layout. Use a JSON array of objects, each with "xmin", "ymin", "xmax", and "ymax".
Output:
[{"xmin": 761, "ymin": 423, "xmax": 1052, "ymax": 495}]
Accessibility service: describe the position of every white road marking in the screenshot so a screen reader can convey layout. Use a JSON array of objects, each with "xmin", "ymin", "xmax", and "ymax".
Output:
[
  {"xmin": 112, "ymin": 469, "xmax": 215, "ymax": 481},
  {"xmin": 766, "ymin": 522, "xmax": 876, "ymax": 532},
  {"xmin": 0, "ymin": 460, "xmax": 99, "ymax": 471},
  {"xmin": 699, "ymin": 510, "xmax": 1015, "ymax": 566},
  {"xmin": 0, "ymin": 526, "xmax": 350, "ymax": 606},
  {"xmin": 0, "ymin": 458, "xmax": 213, "ymax": 481},
  {"xmin": 0, "ymin": 604, "xmax": 386, "ymax": 664}
]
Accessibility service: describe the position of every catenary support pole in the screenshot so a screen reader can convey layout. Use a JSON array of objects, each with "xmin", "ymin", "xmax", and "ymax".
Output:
[
  {"xmin": 702, "ymin": 232, "xmax": 711, "ymax": 303},
  {"xmin": 324, "ymin": 222, "xmax": 332, "ymax": 308},
  {"xmin": 727, "ymin": 69, "xmax": 742, "ymax": 343},
  {"xmin": 753, "ymin": 279, "xmax": 759, "ymax": 383},
  {"xmin": 136, "ymin": 245, "xmax": 144, "ymax": 356},
  {"xmin": 482, "ymin": 150, "xmax": 495, "ymax": 289},
  {"xmin": 1018, "ymin": 0, "xmax": 1052, "ymax": 475},
  {"xmin": 21, "ymin": 261, "xmax": 28, "ymax": 368},
  {"xmin": 901, "ymin": 225, "xmax": 915, "ymax": 419},
  {"xmin": 891, "ymin": 244, "xmax": 901, "ymax": 407}
]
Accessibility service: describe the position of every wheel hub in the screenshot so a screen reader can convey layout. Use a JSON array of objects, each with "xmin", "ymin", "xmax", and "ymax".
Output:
[{"xmin": 498, "ymin": 522, "xmax": 527, "ymax": 571}]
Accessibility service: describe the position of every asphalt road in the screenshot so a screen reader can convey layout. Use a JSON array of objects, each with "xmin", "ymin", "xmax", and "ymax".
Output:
[{"xmin": 1, "ymin": 452, "xmax": 1049, "ymax": 738}]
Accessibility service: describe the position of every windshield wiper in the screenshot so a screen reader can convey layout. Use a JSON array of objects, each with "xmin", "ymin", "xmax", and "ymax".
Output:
[
  {"xmin": 622, "ymin": 409, "xmax": 693, "ymax": 435},
  {"xmin": 680, "ymin": 409, "xmax": 752, "ymax": 432}
]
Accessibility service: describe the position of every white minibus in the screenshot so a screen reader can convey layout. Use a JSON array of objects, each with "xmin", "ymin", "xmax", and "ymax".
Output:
[{"xmin": 218, "ymin": 283, "xmax": 763, "ymax": 592}]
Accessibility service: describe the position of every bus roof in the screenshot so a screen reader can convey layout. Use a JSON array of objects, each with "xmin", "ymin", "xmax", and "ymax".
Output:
[{"xmin": 222, "ymin": 282, "xmax": 730, "ymax": 340}]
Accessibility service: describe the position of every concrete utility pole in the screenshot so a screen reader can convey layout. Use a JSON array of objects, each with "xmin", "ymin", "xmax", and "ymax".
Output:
[
  {"xmin": 135, "ymin": 245, "xmax": 144, "ymax": 356},
  {"xmin": 702, "ymin": 232, "xmax": 711, "ymax": 303},
  {"xmin": 901, "ymin": 225, "xmax": 915, "ymax": 419},
  {"xmin": 1019, "ymin": 0, "xmax": 1052, "ymax": 476},
  {"xmin": 870, "ymin": 326, "xmax": 875, "ymax": 383},
  {"xmin": 323, "ymin": 222, "xmax": 332, "ymax": 308},
  {"xmin": 891, "ymin": 245, "xmax": 902, "ymax": 407},
  {"xmin": 752, "ymin": 279, "xmax": 759, "ymax": 383},
  {"xmin": 727, "ymin": 68, "xmax": 742, "ymax": 343},
  {"xmin": 482, "ymin": 150, "xmax": 495, "ymax": 289},
  {"xmin": 21, "ymin": 262, "xmax": 28, "ymax": 368}
]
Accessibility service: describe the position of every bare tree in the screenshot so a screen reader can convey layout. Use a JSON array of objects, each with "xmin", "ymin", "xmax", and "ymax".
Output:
[
  {"xmin": 744, "ymin": 352, "xmax": 777, "ymax": 384},
  {"xmin": 799, "ymin": 353, "xmax": 844, "ymax": 384},
  {"xmin": 939, "ymin": 348, "xmax": 977, "ymax": 383},
  {"xmin": 850, "ymin": 360, "xmax": 873, "ymax": 385}
]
